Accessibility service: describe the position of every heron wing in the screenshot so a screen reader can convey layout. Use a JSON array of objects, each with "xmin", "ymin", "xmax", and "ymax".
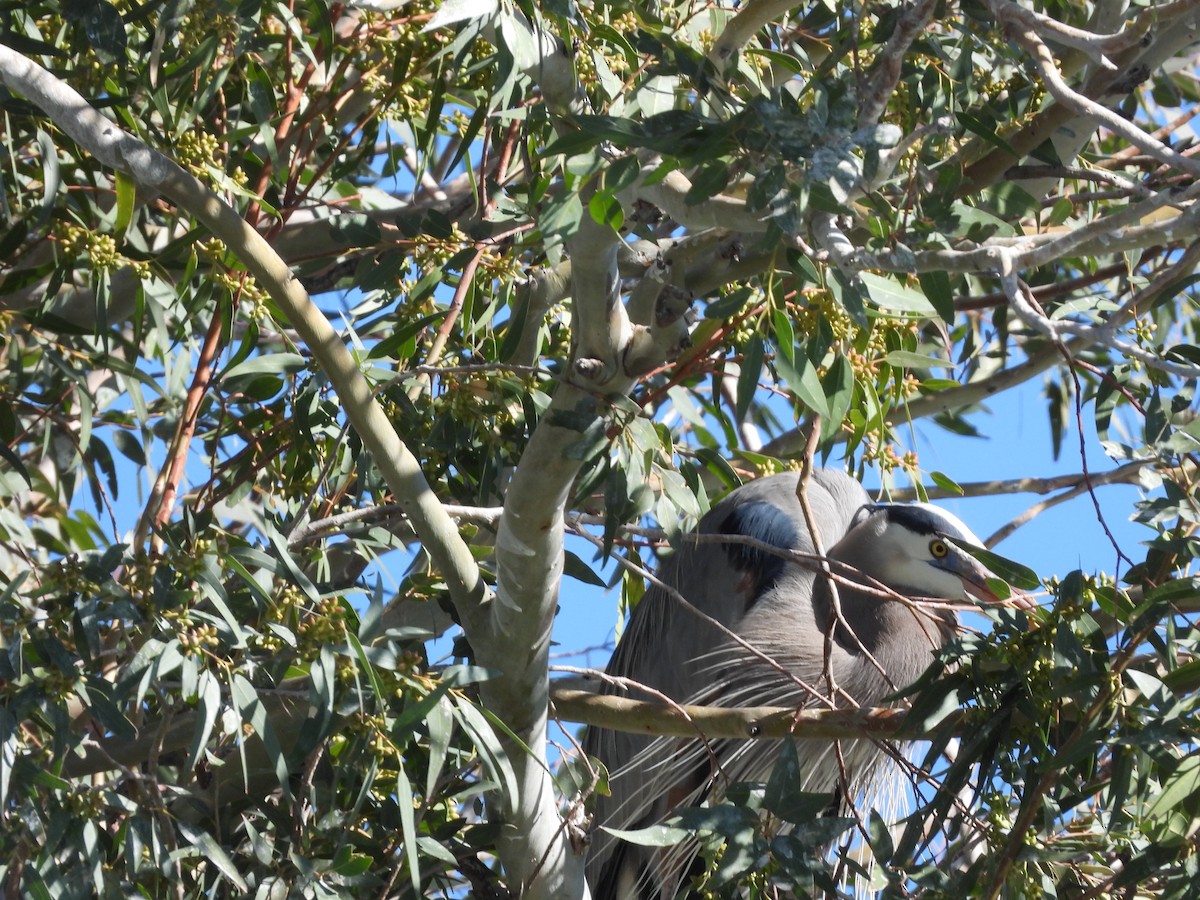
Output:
[{"xmin": 583, "ymin": 471, "xmax": 872, "ymax": 897}]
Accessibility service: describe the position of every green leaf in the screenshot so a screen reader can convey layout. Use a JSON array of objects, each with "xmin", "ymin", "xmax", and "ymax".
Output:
[
  {"xmin": 588, "ymin": 190, "xmax": 624, "ymax": 231},
  {"xmin": 929, "ymin": 471, "xmax": 964, "ymax": 495},
  {"xmin": 185, "ymin": 670, "xmax": 221, "ymax": 772},
  {"xmin": 194, "ymin": 566, "xmax": 250, "ymax": 649},
  {"xmin": 396, "ymin": 763, "xmax": 422, "ymax": 893},
  {"xmin": 230, "ymin": 674, "xmax": 293, "ymax": 802},
  {"xmin": 883, "ymin": 350, "xmax": 954, "ymax": 369},
  {"xmin": 0, "ymin": 441, "xmax": 31, "ymax": 488},
  {"xmin": 956, "ymin": 110, "xmax": 1018, "ymax": 156},
  {"xmin": 771, "ymin": 341, "xmax": 829, "ymax": 418},
  {"xmin": 737, "ymin": 338, "xmax": 764, "ymax": 425},
  {"xmin": 331, "ymin": 846, "xmax": 374, "ymax": 877},
  {"xmin": 176, "ymin": 820, "xmax": 249, "ymax": 891},
  {"xmin": 1145, "ymin": 753, "xmax": 1200, "ymax": 821},
  {"xmin": 264, "ymin": 522, "xmax": 322, "ymax": 605},
  {"xmin": 111, "ymin": 429, "xmax": 146, "ymax": 466},
  {"xmin": 765, "ymin": 742, "xmax": 841, "ymax": 825},
  {"xmin": 220, "ymin": 352, "xmax": 308, "ymax": 382},
  {"xmin": 685, "ymin": 159, "xmax": 731, "ymax": 205},
  {"xmin": 903, "ymin": 676, "xmax": 966, "ymax": 734},
  {"xmin": 539, "ymin": 190, "xmax": 585, "ymax": 243},
  {"xmin": 821, "ymin": 354, "xmax": 854, "ymax": 442},
  {"xmin": 564, "ymin": 550, "xmax": 606, "ymax": 587},
  {"xmin": 1046, "ymin": 378, "xmax": 1069, "ymax": 461},
  {"xmin": 917, "ymin": 269, "xmax": 955, "ymax": 323},
  {"xmin": 770, "ymin": 306, "xmax": 795, "ymax": 350},
  {"xmin": 949, "ymin": 540, "xmax": 1041, "ymax": 591},
  {"xmin": 942, "ymin": 201, "xmax": 1016, "ymax": 240},
  {"xmin": 828, "ymin": 270, "xmax": 867, "ymax": 328},
  {"xmin": 114, "ymin": 170, "xmax": 136, "ymax": 238},
  {"xmin": 857, "ymin": 272, "xmax": 937, "ymax": 315},
  {"xmin": 601, "ymin": 823, "xmax": 690, "ymax": 847},
  {"xmin": 605, "ymin": 154, "xmax": 642, "ymax": 193},
  {"xmin": 425, "ymin": 696, "xmax": 455, "ymax": 798},
  {"xmin": 453, "ymin": 697, "xmax": 518, "ymax": 803}
]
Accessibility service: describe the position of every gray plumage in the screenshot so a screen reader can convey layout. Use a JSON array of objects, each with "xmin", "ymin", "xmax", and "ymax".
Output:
[{"xmin": 584, "ymin": 470, "xmax": 1014, "ymax": 900}]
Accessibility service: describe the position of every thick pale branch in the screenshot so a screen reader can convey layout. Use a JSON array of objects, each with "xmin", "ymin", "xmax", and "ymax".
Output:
[
  {"xmin": 480, "ymin": 381, "xmax": 623, "ymax": 898},
  {"xmin": 708, "ymin": 0, "xmax": 798, "ymax": 66},
  {"xmin": 994, "ymin": 243, "xmax": 1200, "ymax": 381},
  {"xmin": 999, "ymin": 0, "xmax": 1148, "ymax": 66},
  {"xmin": 829, "ymin": 189, "xmax": 1200, "ymax": 278},
  {"xmin": 506, "ymin": 263, "xmax": 573, "ymax": 365},
  {"xmin": 551, "ymin": 688, "xmax": 935, "ymax": 740},
  {"xmin": 857, "ymin": 0, "xmax": 937, "ymax": 127},
  {"xmin": 569, "ymin": 209, "xmax": 629, "ymax": 383},
  {"xmin": 452, "ymin": 17, "xmax": 629, "ymax": 888},
  {"xmin": 619, "ymin": 160, "xmax": 769, "ymax": 234}
]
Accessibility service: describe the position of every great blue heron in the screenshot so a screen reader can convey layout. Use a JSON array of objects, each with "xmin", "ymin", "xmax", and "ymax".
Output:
[{"xmin": 583, "ymin": 469, "xmax": 1029, "ymax": 899}]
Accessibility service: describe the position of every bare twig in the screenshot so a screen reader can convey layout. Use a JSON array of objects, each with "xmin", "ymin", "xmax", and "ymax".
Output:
[{"xmin": 135, "ymin": 298, "xmax": 227, "ymax": 548}]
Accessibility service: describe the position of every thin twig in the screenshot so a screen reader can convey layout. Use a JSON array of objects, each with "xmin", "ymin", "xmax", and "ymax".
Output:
[{"xmin": 135, "ymin": 293, "xmax": 228, "ymax": 548}]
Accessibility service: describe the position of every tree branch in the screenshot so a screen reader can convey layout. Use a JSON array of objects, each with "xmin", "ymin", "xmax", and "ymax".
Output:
[
  {"xmin": 550, "ymin": 687, "xmax": 925, "ymax": 740},
  {"xmin": 857, "ymin": 0, "xmax": 938, "ymax": 128},
  {"xmin": 619, "ymin": 157, "xmax": 769, "ymax": 234},
  {"xmin": 708, "ymin": 0, "xmax": 799, "ymax": 67},
  {"xmin": 960, "ymin": 0, "xmax": 1200, "ymax": 194},
  {"xmin": 989, "ymin": 0, "xmax": 1200, "ymax": 179}
]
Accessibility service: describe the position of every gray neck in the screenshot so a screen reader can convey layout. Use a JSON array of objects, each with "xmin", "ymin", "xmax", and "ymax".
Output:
[{"xmin": 811, "ymin": 575, "xmax": 955, "ymax": 696}]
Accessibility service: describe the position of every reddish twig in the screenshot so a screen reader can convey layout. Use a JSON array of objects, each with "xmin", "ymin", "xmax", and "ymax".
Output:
[{"xmin": 136, "ymin": 293, "xmax": 230, "ymax": 545}]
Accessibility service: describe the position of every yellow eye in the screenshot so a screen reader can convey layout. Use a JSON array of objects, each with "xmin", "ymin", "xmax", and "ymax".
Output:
[{"xmin": 930, "ymin": 539, "xmax": 949, "ymax": 558}]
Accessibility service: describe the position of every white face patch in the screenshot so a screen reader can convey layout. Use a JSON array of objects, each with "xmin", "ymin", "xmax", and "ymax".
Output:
[{"xmin": 844, "ymin": 503, "xmax": 994, "ymax": 601}]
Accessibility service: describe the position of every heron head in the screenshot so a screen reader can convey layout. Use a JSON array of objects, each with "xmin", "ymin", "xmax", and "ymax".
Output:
[{"xmin": 843, "ymin": 503, "xmax": 1032, "ymax": 609}]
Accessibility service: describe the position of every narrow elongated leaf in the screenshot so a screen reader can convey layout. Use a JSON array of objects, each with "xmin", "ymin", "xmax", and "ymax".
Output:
[
  {"xmin": 114, "ymin": 170, "xmax": 136, "ymax": 238},
  {"xmin": 736, "ymin": 338, "xmax": 765, "ymax": 425},
  {"xmin": 176, "ymin": 820, "xmax": 249, "ymax": 891},
  {"xmin": 917, "ymin": 269, "xmax": 956, "ymax": 323},
  {"xmin": 821, "ymin": 354, "xmax": 854, "ymax": 441},
  {"xmin": 425, "ymin": 696, "xmax": 455, "ymax": 798},
  {"xmin": 1145, "ymin": 753, "xmax": 1200, "ymax": 820},
  {"xmin": 230, "ymin": 674, "xmax": 293, "ymax": 802},
  {"xmin": 884, "ymin": 351, "xmax": 953, "ymax": 369},
  {"xmin": 396, "ymin": 763, "xmax": 421, "ymax": 893},
  {"xmin": 185, "ymin": 669, "xmax": 221, "ymax": 772},
  {"xmin": 772, "ymin": 341, "xmax": 829, "ymax": 418},
  {"xmin": 453, "ymin": 697, "xmax": 518, "ymax": 803},
  {"xmin": 601, "ymin": 823, "xmax": 690, "ymax": 846}
]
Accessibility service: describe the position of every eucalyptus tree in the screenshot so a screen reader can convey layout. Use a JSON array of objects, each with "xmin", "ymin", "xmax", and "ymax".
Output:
[{"xmin": 1, "ymin": 0, "xmax": 1199, "ymax": 897}]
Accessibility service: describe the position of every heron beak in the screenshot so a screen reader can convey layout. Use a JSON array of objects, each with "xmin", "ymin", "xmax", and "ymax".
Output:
[
  {"xmin": 953, "ymin": 554, "xmax": 1038, "ymax": 611},
  {"xmin": 961, "ymin": 574, "xmax": 1037, "ymax": 610}
]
